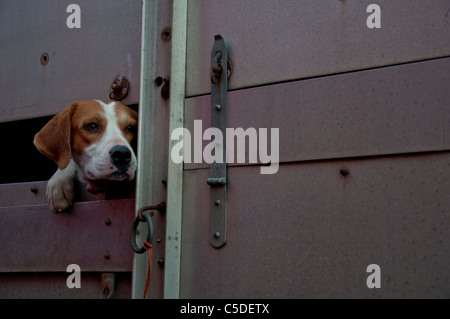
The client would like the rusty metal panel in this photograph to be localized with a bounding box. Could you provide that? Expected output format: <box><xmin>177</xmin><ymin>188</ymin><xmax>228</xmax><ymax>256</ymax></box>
<box><xmin>0</xmin><ymin>199</ymin><xmax>135</xmax><ymax>272</ymax></box>
<box><xmin>0</xmin><ymin>0</ymin><xmax>142</xmax><ymax>122</ymax></box>
<box><xmin>186</xmin><ymin>0</ymin><xmax>450</xmax><ymax>96</ymax></box>
<box><xmin>180</xmin><ymin>153</ymin><xmax>450</xmax><ymax>298</ymax></box>
<box><xmin>185</xmin><ymin>58</ymin><xmax>450</xmax><ymax>170</ymax></box>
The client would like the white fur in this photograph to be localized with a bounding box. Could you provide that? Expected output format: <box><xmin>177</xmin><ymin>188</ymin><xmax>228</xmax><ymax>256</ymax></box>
<box><xmin>75</xmin><ymin>101</ymin><xmax>137</xmax><ymax>181</ymax></box>
<box><xmin>46</xmin><ymin>159</ymin><xmax>77</xmax><ymax>213</ymax></box>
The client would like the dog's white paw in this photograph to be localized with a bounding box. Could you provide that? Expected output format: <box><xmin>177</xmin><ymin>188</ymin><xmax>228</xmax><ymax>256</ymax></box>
<box><xmin>46</xmin><ymin>161</ymin><xmax>77</xmax><ymax>213</ymax></box>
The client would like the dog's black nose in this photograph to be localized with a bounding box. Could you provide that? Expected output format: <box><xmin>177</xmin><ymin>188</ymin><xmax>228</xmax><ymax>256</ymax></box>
<box><xmin>110</xmin><ymin>146</ymin><xmax>132</xmax><ymax>168</ymax></box>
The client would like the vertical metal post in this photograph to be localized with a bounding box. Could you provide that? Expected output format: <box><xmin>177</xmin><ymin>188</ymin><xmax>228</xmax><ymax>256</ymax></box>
<box><xmin>165</xmin><ymin>0</ymin><xmax>188</xmax><ymax>299</ymax></box>
<box><xmin>132</xmin><ymin>0</ymin><xmax>159</xmax><ymax>299</ymax></box>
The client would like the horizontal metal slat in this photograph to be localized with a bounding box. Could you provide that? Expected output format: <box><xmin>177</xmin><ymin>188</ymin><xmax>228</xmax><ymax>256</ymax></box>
<box><xmin>0</xmin><ymin>272</ymin><xmax>132</xmax><ymax>299</ymax></box>
<box><xmin>184</xmin><ymin>58</ymin><xmax>450</xmax><ymax>170</ymax></box>
<box><xmin>0</xmin><ymin>181</ymin><xmax>106</xmax><ymax>208</ymax></box>
<box><xmin>0</xmin><ymin>199</ymin><xmax>135</xmax><ymax>272</ymax></box>
<box><xmin>187</xmin><ymin>0</ymin><xmax>450</xmax><ymax>96</ymax></box>
<box><xmin>181</xmin><ymin>153</ymin><xmax>450</xmax><ymax>298</ymax></box>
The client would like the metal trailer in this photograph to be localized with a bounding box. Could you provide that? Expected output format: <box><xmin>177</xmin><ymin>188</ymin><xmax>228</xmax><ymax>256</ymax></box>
<box><xmin>0</xmin><ymin>0</ymin><xmax>449</xmax><ymax>299</ymax></box>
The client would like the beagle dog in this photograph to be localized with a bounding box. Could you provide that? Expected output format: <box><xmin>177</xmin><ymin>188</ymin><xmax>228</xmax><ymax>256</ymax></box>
<box><xmin>34</xmin><ymin>100</ymin><xmax>138</xmax><ymax>213</ymax></box>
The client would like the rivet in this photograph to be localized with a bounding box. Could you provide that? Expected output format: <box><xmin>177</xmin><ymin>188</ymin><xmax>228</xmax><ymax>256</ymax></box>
<box><xmin>161</xmin><ymin>27</ymin><xmax>171</xmax><ymax>42</ymax></box>
<box><xmin>155</xmin><ymin>76</ymin><xmax>163</xmax><ymax>87</ymax></box>
<box><xmin>211</xmin><ymin>74</ymin><xmax>219</xmax><ymax>84</ymax></box>
<box><xmin>340</xmin><ymin>168</ymin><xmax>350</xmax><ymax>177</ymax></box>
<box><xmin>161</xmin><ymin>77</ymin><xmax>170</xmax><ymax>100</ymax></box>
<box><xmin>105</xmin><ymin>218</ymin><xmax>111</xmax><ymax>226</ymax></box>
<box><xmin>158</xmin><ymin>259</ymin><xmax>165</xmax><ymax>267</ymax></box>
<box><xmin>104</xmin><ymin>251</ymin><xmax>111</xmax><ymax>260</ymax></box>
<box><xmin>212</xmin><ymin>65</ymin><xmax>223</xmax><ymax>75</ymax></box>
<box><xmin>215</xmin><ymin>51</ymin><xmax>223</xmax><ymax>62</ymax></box>
<box><xmin>40</xmin><ymin>53</ymin><xmax>49</xmax><ymax>66</ymax></box>
<box><xmin>215</xmin><ymin>104</ymin><xmax>221</xmax><ymax>111</ymax></box>
<box><xmin>214</xmin><ymin>200</ymin><xmax>221</xmax><ymax>206</ymax></box>
<box><xmin>214</xmin><ymin>232</ymin><xmax>220</xmax><ymax>238</ymax></box>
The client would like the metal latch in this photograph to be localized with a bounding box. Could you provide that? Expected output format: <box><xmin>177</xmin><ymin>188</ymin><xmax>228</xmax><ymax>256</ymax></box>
<box><xmin>109</xmin><ymin>74</ymin><xmax>129</xmax><ymax>101</ymax></box>
<box><xmin>209</xmin><ymin>35</ymin><xmax>231</xmax><ymax>249</ymax></box>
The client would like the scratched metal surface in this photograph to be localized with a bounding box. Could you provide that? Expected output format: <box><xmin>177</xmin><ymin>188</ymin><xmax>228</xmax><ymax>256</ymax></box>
<box><xmin>0</xmin><ymin>0</ymin><xmax>142</xmax><ymax>122</ymax></box>
<box><xmin>180</xmin><ymin>153</ymin><xmax>450</xmax><ymax>298</ymax></box>
<box><xmin>186</xmin><ymin>0</ymin><xmax>450</xmax><ymax>96</ymax></box>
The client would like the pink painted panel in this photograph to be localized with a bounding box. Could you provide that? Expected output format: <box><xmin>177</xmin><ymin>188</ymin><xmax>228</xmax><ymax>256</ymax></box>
<box><xmin>0</xmin><ymin>199</ymin><xmax>135</xmax><ymax>272</ymax></box>
<box><xmin>0</xmin><ymin>1</ymin><xmax>142</xmax><ymax>122</ymax></box>
<box><xmin>187</xmin><ymin>0</ymin><xmax>450</xmax><ymax>95</ymax></box>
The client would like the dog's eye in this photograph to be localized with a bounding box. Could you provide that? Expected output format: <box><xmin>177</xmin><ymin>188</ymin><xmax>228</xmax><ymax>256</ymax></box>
<box><xmin>125</xmin><ymin>124</ymin><xmax>136</xmax><ymax>134</ymax></box>
<box><xmin>85</xmin><ymin>122</ymin><xmax>99</xmax><ymax>132</ymax></box>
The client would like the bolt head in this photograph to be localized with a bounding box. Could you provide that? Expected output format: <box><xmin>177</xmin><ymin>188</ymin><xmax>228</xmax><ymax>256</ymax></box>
<box><xmin>211</xmin><ymin>74</ymin><xmax>219</xmax><ymax>84</ymax></box>
<box><xmin>340</xmin><ymin>168</ymin><xmax>350</xmax><ymax>177</ymax></box>
<box><xmin>215</xmin><ymin>51</ymin><xmax>223</xmax><ymax>61</ymax></box>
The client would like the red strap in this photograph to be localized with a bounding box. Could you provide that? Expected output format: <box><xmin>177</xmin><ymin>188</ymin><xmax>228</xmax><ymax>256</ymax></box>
<box><xmin>142</xmin><ymin>241</ymin><xmax>153</xmax><ymax>299</ymax></box>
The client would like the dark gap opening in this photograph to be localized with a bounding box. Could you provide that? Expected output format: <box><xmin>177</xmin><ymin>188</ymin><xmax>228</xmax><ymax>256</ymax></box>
<box><xmin>0</xmin><ymin>116</ymin><xmax>57</xmax><ymax>184</ymax></box>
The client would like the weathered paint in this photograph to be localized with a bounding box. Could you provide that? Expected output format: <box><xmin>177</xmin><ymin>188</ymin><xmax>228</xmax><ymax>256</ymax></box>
<box><xmin>185</xmin><ymin>58</ymin><xmax>450</xmax><ymax>169</ymax></box>
<box><xmin>181</xmin><ymin>153</ymin><xmax>450</xmax><ymax>298</ymax></box>
<box><xmin>186</xmin><ymin>0</ymin><xmax>450</xmax><ymax>96</ymax></box>
<box><xmin>0</xmin><ymin>199</ymin><xmax>135</xmax><ymax>272</ymax></box>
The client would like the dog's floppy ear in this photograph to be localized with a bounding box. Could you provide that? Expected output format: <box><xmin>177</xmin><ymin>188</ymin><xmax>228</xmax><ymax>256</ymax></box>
<box><xmin>34</xmin><ymin>103</ymin><xmax>78</xmax><ymax>170</ymax></box>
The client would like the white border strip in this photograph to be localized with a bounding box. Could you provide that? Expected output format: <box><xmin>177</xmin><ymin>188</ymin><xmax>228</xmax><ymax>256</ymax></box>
<box><xmin>164</xmin><ymin>0</ymin><xmax>188</xmax><ymax>299</ymax></box>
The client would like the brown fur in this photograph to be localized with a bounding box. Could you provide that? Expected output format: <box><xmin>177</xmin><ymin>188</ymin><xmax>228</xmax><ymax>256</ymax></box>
<box><xmin>34</xmin><ymin>100</ymin><xmax>138</xmax><ymax>170</ymax></box>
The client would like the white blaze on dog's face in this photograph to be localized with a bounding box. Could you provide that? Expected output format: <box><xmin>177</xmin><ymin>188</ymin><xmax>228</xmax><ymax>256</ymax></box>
<box><xmin>70</xmin><ymin>100</ymin><xmax>138</xmax><ymax>181</ymax></box>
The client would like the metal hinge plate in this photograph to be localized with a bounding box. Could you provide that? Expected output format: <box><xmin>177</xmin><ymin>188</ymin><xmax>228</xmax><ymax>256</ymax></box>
<box><xmin>209</xmin><ymin>34</ymin><xmax>230</xmax><ymax>249</ymax></box>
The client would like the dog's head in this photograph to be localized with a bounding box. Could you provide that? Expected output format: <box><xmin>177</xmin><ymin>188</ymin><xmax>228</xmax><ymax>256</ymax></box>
<box><xmin>34</xmin><ymin>100</ymin><xmax>138</xmax><ymax>182</ymax></box>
